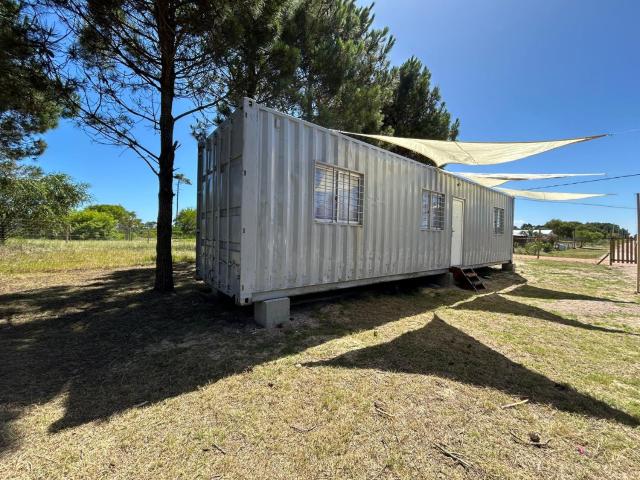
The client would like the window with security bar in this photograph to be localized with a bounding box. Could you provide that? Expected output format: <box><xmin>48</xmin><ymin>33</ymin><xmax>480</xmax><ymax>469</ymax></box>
<box><xmin>314</xmin><ymin>164</ymin><xmax>363</xmax><ymax>225</ymax></box>
<box><xmin>493</xmin><ymin>207</ymin><xmax>505</xmax><ymax>234</ymax></box>
<box><xmin>421</xmin><ymin>190</ymin><xmax>445</xmax><ymax>230</ymax></box>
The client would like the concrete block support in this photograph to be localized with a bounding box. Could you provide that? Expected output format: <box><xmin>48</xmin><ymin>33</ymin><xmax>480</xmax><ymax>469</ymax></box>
<box><xmin>434</xmin><ymin>272</ymin><xmax>454</xmax><ymax>288</ymax></box>
<box><xmin>501</xmin><ymin>261</ymin><xmax>515</xmax><ymax>272</ymax></box>
<box><xmin>254</xmin><ymin>297</ymin><xmax>290</xmax><ymax>328</ymax></box>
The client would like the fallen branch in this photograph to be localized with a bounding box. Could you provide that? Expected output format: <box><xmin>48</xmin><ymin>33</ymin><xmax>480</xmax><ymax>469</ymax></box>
<box><xmin>374</xmin><ymin>401</ymin><xmax>395</xmax><ymax>418</ymax></box>
<box><xmin>500</xmin><ymin>398</ymin><xmax>529</xmax><ymax>409</ymax></box>
<box><xmin>203</xmin><ymin>443</ymin><xmax>227</xmax><ymax>455</ymax></box>
<box><xmin>433</xmin><ymin>443</ymin><xmax>473</xmax><ymax>470</ymax></box>
<box><xmin>509</xmin><ymin>430</ymin><xmax>551</xmax><ymax>448</ymax></box>
<box><xmin>212</xmin><ymin>443</ymin><xmax>227</xmax><ymax>455</ymax></box>
<box><xmin>290</xmin><ymin>424</ymin><xmax>317</xmax><ymax>433</ymax></box>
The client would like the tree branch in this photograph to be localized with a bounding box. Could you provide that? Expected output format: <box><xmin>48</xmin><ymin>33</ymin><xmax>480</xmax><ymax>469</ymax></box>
<box><xmin>173</xmin><ymin>100</ymin><xmax>219</xmax><ymax>122</ymax></box>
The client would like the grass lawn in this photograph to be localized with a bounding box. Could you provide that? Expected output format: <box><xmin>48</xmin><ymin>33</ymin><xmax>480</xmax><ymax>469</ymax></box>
<box><xmin>0</xmin><ymin>238</ymin><xmax>196</xmax><ymax>274</ymax></box>
<box><xmin>543</xmin><ymin>248</ymin><xmax>609</xmax><ymax>260</ymax></box>
<box><xmin>1</xmin><ymin>256</ymin><xmax>639</xmax><ymax>479</ymax></box>
<box><xmin>516</xmin><ymin>247</ymin><xmax>609</xmax><ymax>260</ymax></box>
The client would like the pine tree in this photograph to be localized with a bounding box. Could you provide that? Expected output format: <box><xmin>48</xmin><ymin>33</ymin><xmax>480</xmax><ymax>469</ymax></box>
<box><xmin>44</xmin><ymin>0</ymin><xmax>239</xmax><ymax>291</ymax></box>
<box><xmin>379</xmin><ymin>56</ymin><xmax>460</xmax><ymax>165</ymax></box>
<box><xmin>282</xmin><ymin>0</ymin><xmax>394</xmax><ymax>132</ymax></box>
<box><xmin>0</xmin><ymin>0</ymin><xmax>72</xmax><ymax>164</ymax></box>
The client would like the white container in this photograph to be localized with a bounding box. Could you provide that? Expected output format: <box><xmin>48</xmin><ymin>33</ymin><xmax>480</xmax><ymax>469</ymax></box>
<box><xmin>196</xmin><ymin>98</ymin><xmax>514</xmax><ymax>305</ymax></box>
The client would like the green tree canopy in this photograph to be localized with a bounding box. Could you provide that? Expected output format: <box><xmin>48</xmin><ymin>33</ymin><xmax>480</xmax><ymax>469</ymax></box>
<box><xmin>574</xmin><ymin>228</ymin><xmax>604</xmax><ymax>247</ymax></box>
<box><xmin>544</xmin><ymin>219</ymin><xmax>581</xmax><ymax>239</ymax></box>
<box><xmin>86</xmin><ymin>204</ymin><xmax>131</xmax><ymax>225</ymax></box>
<box><xmin>584</xmin><ymin>222</ymin><xmax>629</xmax><ymax>238</ymax></box>
<box><xmin>544</xmin><ymin>219</ymin><xmax>628</xmax><ymax>239</ymax></box>
<box><xmin>0</xmin><ymin>165</ymin><xmax>89</xmax><ymax>242</ymax></box>
<box><xmin>0</xmin><ymin>0</ymin><xmax>72</xmax><ymax>164</ymax></box>
<box><xmin>67</xmin><ymin>209</ymin><xmax>116</xmax><ymax>239</ymax></box>
<box><xmin>86</xmin><ymin>204</ymin><xmax>141</xmax><ymax>239</ymax></box>
<box><xmin>175</xmin><ymin>208</ymin><xmax>196</xmax><ymax>237</ymax></box>
<box><xmin>383</xmin><ymin>56</ymin><xmax>459</xmax><ymax>141</ymax></box>
<box><xmin>219</xmin><ymin>1</ymin><xmax>459</xmax><ymax>150</ymax></box>
<box><xmin>282</xmin><ymin>0</ymin><xmax>395</xmax><ymax>132</ymax></box>
<box><xmin>214</xmin><ymin>0</ymin><xmax>300</xmax><ymax>121</ymax></box>
<box><xmin>220</xmin><ymin>0</ymin><xmax>395</xmax><ymax>134</ymax></box>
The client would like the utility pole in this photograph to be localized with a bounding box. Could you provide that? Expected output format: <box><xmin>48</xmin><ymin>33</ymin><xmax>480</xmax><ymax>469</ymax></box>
<box><xmin>175</xmin><ymin>178</ymin><xmax>180</xmax><ymax>221</ymax></box>
<box><xmin>173</xmin><ymin>173</ymin><xmax>192</xmax><ymax>224</ymax></box>
<box><xmin>636</xmin><ymin>193</ymin><xmax>639</xmax><ymax>293</ymax></box>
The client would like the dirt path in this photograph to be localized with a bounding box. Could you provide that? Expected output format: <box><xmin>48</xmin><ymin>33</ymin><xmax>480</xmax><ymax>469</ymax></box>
<box><xmin>515</xmin><ymin>254</ymin><xmax>639</xmax><ymax>286</ymax></box>
<box><xmin>513</xmin><ymin>254</ymin><xmax>600</xmax><ymax>264</ymax></box>
<box><xmin>614</xmin><ymin>262</ymin><xmax>639</xmax><ymax>283</ymax></box>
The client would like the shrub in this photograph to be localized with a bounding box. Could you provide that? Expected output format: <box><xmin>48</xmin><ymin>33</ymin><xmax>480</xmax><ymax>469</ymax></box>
<box><xmin>67</xmin><ymin>210</ymin><xmax>117</xmax><ymax>239</ymax></box>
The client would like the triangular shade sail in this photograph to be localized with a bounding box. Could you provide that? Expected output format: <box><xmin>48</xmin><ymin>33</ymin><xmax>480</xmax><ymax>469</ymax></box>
<box><xmin>342</xmin><ymin>132</ymin><xmax>606</xmax><ymax>167</ymax></box>
<box><xmin>496</xmin><ymin>188</ymin><xmax>606</xmax><ymax>201</ymax></box>
<box><xmin>454</xmin><ymin>172</ymin><xmax>604</xmax><ymax>188</ymax></box>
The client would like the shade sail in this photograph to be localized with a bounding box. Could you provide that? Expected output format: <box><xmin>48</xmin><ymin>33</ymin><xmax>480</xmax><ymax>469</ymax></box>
<box><xmin>454</xmin><ymin>172</ymin><xmax>604</xmax><ymax>188</ymax></box>
<box><xmin>341</xmin><ymin>132</ymin><xmax>606</xmax><ymax>167</ymax></box>
<box><xmin>496</xmin><ymin>188</ymin><xmax>607</xmax><ymax>201</ymax></box>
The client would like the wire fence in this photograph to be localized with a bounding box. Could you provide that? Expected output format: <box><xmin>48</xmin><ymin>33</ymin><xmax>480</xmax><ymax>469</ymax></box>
<box><xmin>0</xmin><ymin>220</ymin><xmax>195</xmax><ymax>243</ymax></box>
<box><xmin>0</xmin><ymin>222</ymin><xmax>197</xmax><ymax>274</ymax></box>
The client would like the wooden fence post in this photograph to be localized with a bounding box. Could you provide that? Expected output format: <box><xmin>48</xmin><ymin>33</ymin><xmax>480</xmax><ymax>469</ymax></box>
<box><xmin>636</xmin><ymin>193</ymin><xmax>640</xmax><ymax>293</ymax></box>
<box><xmin>609</xmin><ymin>237</ymin><xmax>614</xmax><ymax>265</ymax></box>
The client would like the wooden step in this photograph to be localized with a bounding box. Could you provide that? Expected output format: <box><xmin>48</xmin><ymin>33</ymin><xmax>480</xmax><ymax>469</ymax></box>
<box><xmin>451</xmin><ymin>267</ymin><xmax>486</xmax><ymax>292</ymax></box>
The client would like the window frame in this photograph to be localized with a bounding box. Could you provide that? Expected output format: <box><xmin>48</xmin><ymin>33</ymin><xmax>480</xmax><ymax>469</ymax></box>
<box><xmin>313</xmin><ymin>163</ymin><xmax>336</xmax><ymax>224</ymax></box>
<box><xmin>313</xmin><ymin>162</ymin><xmax>364</xmax><ymax>226</ymax></box>
<box><xmin>421</xmin><ymin>189</ymin><xmax>446</xmax><ymax>231</ymax></box>
<box><xmin>493</xmin><ymin>207</ymin><xmax>505</xmax><ymax>235</ymax></box>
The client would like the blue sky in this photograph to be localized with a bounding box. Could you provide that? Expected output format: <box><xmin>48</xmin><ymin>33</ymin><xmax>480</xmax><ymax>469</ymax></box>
<box><xmin>37</xmin><ymin>0</ymin><xmax>640</xmax><ymax>232</ymax></box>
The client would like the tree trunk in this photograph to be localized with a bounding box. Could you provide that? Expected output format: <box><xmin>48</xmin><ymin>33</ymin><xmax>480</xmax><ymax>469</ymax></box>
<box><xmin>304</xmin><ymin>79</ymin><xmax>313</xmax><ymax>121</ymax></box>
<box><xmin>155</xmin><ymin>159</ymin><xmax>174</xmax><ymax>291</ymax></box>
<box><xmin>175</xmin><ymin>180</ymin><xmax>180</xmax><ymax>222</ymax></box>
<box><xmin>246</xmin><ymin>54</ymin><xmax>258</xmax><ymax>99</ymax></box>
<box><xmin>154</xmin><ymin>1</ymin><xmax>177</xmax><ymax>292</ymax></box>
<box><xmin>0</xmin><ymin>223</ymin><xmax>5</xmax><ymax>245</ymax></box>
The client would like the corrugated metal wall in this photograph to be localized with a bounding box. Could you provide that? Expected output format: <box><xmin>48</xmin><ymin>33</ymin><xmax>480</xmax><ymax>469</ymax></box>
<box><xmin>197</xmin><ymin>109</ymin><xmax>245</xmax><ymax>298</ymax></box>
<box><xmin>197</xmin><ymin>99</ymin><xmax>513</xmax><ymax>304</ymax></box>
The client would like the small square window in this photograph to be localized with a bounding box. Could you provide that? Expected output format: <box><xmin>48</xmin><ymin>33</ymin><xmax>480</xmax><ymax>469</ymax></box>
<box><xmin>422</xmin><ymin>191</ymin><xmax>445</xmax><ymax>230</ymax></box>
<box><xmin>493</xmin><ymin>207</ymin><xmax>505</xmax><ymax>234</ymax></box>
<box><xmin>314</xmin><ymin>164</ymin><xmax>363</xmax><ymax>225</ymax></box>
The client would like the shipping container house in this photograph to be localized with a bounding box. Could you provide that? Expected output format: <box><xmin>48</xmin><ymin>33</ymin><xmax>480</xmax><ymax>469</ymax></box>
<box><xmin>196</xmin><ymin>98</ymin><xmax>514</xmax><ymax>325</ymax></box>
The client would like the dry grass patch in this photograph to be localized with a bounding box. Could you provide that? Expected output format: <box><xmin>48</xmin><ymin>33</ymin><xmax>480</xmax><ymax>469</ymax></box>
<box><xmin>0</xmin><ymin>238</ymin><xmax>196</xmax><ymax>274</ymax></box>
<box><xmin>1</xmin><ymin>259</ymin><xmax>639</xmax><ymax>479</ymax></box>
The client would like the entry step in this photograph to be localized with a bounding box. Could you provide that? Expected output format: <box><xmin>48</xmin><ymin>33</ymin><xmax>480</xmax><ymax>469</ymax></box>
<box><xmin>450</xmin><ymin>267</ymin><xmax>486</xmax><ymax>292</ymax></box>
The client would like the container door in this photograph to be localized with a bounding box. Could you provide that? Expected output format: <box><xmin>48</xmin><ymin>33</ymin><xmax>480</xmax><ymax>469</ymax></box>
<box><xmin>451</xmin><ymin>198</ymin><xmax>464</xmax><ymax>266</ymax></box>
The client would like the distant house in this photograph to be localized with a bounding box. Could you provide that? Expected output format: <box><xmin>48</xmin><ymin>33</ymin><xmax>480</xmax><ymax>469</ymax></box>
<box><xmin>513</xmin><ymin>229</ymin><xmax>554</xmax><ymax>246</ymax></box>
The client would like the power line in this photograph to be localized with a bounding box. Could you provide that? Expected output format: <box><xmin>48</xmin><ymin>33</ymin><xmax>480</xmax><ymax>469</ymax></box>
<box><xmin>518</xmin><ymin>198</ymin><xmax>636</xmax><ymax>210</ymax></box>
<box><xmin>611</xmin><ymin>127</ymin><xmax>640</xmax><ymax>135</ymax></box>
<box><xmin>526</xmin><ymin>172</ymin><xmax>640</xmax><ymax>190</ymax></box>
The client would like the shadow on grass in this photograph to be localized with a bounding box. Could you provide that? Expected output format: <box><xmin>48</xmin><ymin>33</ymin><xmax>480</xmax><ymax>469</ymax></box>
<box><xmin>305</xmin><ymin>315</ymin><xmax>639</xmax><ymax>427</ymax></box>
<box><xmin>0</xmin><ymin>265</ymin><xmax>250</xmax><ymax>452</ymax></box>
<box><xmin>508</xmin><ymin>284</ymin><xmax>634</xmax><ymax>304</ymax></box>
<box><xmin>0</xmin><ymin>265</ymin><xmax>636</xmax><ymax>455</ymax></box>
<box><xmin>455</xmin><ymin>291</ymin><xmax>639</xmax><ymax>336</ymax></box>
<box><xmin>0</xmin><ymin>264</ymin><xmax>480</xmax><ymax>453</ymax></box>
